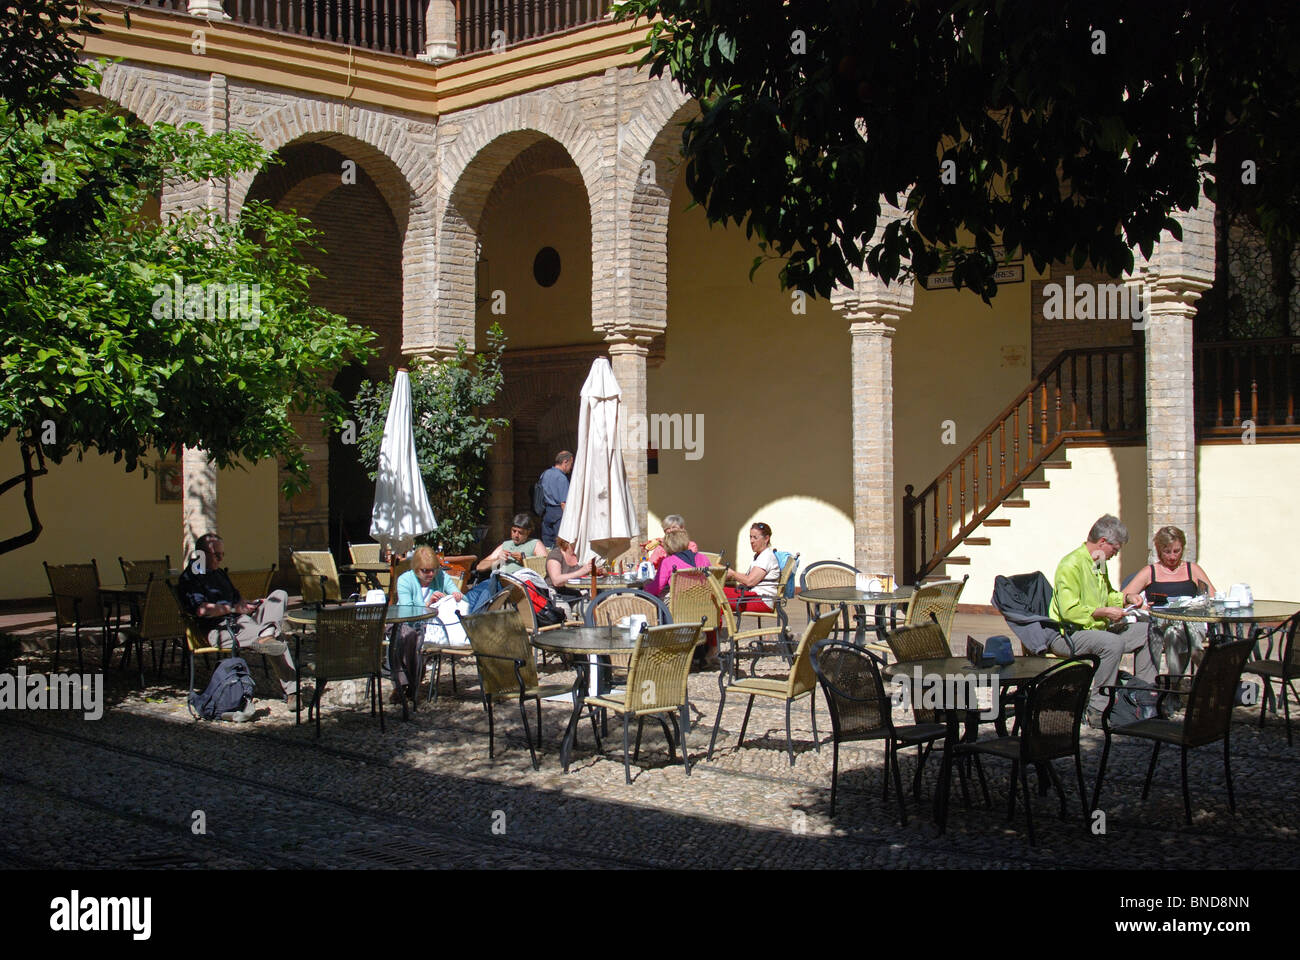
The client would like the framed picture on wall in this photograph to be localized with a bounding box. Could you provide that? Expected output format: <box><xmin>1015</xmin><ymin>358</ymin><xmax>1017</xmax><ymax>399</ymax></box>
<box><xmin>156</xmin><ymin>461</ymin><xmax>182</xmax><ymax>503</ymax></box>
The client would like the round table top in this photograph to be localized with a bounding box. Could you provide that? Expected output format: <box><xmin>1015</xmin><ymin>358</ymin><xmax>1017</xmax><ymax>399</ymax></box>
<box><xmin>1149</xmin><ymin>600</ymin><xmax>1300</xmax><ymax>624</ymax></box>
<box><xmin>799</xmin><ymin>586</ymin><xmax>913</xmax><ymax>605</ymax></box>
<box><xmin>284</xmin><ymin>603</ymin><xmax>440</xmax><ymax>625</ymax></box>
<box><xmin>531</xmin><ymin>624</ymin><xmax>644</xmax><ymax>655</ymax></box>
<box><xmin>884</xmin><ymin>655</ymin><xmax>1058</xmax><ymax>687</ymax></box>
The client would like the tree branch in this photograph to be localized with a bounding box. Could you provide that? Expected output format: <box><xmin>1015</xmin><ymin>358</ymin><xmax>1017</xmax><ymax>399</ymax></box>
<box><xmin>0</xmin><ymin>437</ymin><xmax>47</xmax><ymax>555</ymax></box>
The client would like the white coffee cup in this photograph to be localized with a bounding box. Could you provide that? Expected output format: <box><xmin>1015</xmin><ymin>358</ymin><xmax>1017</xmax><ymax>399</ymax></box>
<box><xmin>626</xmin><ymin>614</ymin><xmax>647</xmax><ymax>639</ymax></box>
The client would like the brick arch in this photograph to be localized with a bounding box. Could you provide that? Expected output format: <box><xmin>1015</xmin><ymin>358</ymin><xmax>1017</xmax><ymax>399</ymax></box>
<box><xmin>227</xmin><ymin>101</ymin><xmax>438</xmax><ymax>358</ymax></box>
<box><xmin>91</xmin><ymin>63</ymin><xmax>193</xmax><ymax>128</ymax></box>
<box><xmin>607</xmin><ymin>82</ymin><xmax>697</xmax><ymax>336</ymax></box>
<box><xmin>436</xmin><ymin>95</ymin><xmax>604</xmax><ymax>352</ymax></box>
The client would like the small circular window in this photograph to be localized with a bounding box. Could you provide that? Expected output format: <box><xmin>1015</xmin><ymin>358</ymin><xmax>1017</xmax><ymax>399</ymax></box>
<box><xmin>533</xmin><ymin>247</ymin><xmax>561</xmax><ymax>287</ymax></box>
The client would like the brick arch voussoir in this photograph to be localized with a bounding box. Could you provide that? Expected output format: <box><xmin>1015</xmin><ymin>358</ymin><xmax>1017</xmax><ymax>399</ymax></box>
<box><xmin>91</xmin><ymin>63</ymin><xmax>196</xmax><ymax>129</ymax></box>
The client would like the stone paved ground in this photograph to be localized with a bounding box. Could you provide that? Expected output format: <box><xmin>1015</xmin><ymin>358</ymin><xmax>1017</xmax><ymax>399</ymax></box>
<box><xmin>2</xmin><ymin>605</ymin><xmax>1297</xmax><ymax>869</ymax></box>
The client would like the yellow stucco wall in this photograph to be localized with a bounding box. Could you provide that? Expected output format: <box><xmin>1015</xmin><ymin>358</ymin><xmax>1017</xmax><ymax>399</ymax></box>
<box><xmin>0</xmin><ymin>443</ymin><xmax>278</xmax><ymax>599</ymax></box>
<box><xmin>475</xmin><ymin>175</ymin><xmax>597</xmax><ymax>349</ymax></box>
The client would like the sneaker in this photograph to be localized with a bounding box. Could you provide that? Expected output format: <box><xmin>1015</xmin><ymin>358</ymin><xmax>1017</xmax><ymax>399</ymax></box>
<box><xmin>251</xmin><ymin>637</ymin><xmax>287</xmax><ymax>657</ymax></box>
<box><xmin>286</xmin><ymin>687</ymin><xmax>316</xmax><ymax>712</ymax></box>
<box><xmin>220</xmin><ymin>700</ymin><xmax>256</xmax><ymax>723</ymax></box>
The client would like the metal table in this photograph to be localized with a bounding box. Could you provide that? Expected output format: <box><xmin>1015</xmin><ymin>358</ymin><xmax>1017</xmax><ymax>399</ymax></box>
<box><xmin>798</xmin><ymin>586</ymin><xmax>914</xmax><ymax>647</ymax></box>
<box><xmin>533</xmin><ymin>624</ymin><xmax>696</xmax><ymax>772</ymax></box>
<box><xmin>884</xmin><ymin>655</ymin><xmax>1057</xmax><ymax>831</ymax></box>
<box><xmin>284</xmin><ymin>602</ymin><xmax>440</xmax><ymax>626</ymax></box>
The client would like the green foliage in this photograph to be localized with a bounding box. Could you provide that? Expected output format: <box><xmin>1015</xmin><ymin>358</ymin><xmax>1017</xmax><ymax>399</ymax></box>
<box><xmin>353</xmin><ymin>324</ymin><xmax>508</xmax><ymax>553</ymax></box>
<box><xmin>0</xmin><ymin>1</ymin><xmax>103</xmax><ymax>125</ymax></box>
<box><xmin>616</xmin><ymin>1</ymin><xmax>1300</xmax><ymax>302</ymax></box>
<box><xmin>0</xmin><ymin>24</ymin><xmax>375</xmax><ymax>553</ymax></box>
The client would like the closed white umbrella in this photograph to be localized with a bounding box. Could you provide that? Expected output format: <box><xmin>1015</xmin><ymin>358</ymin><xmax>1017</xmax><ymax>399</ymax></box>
<box><xmin>557</xmin><ymin>357</ymin><xmax>638</xmax><ymax>563</ymax></box>
<box><xmin>370</xmin><ymin>368</ymin><xmax>437</xmax><ymax>599</ymax></box>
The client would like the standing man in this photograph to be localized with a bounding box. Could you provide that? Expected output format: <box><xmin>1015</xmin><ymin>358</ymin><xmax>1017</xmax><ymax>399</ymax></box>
<box><xmin>178</xmin><ymin>533</ymin><xmax>310</xmax><ymax>711</ymax></box>
<box><xmin>1048</xmin><ymin>514</ymin><xmax>1157</xmax><ymax>727</ymax></box>
<box><xmin>536</xmin><ymin>450</ymin><xmax>573</xmax><ymax>549</ymax></box>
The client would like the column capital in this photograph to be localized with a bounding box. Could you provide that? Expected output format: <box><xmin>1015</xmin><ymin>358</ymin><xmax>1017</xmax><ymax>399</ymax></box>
<box><xmin>846</xmin><ymin>315</ymin><xmax>902</xmax><ymax>336</ymax></box>
<box><xmin>604</xmin><ymin>330</ymin><xmax>655</xmax><ymax>355</ymax></box>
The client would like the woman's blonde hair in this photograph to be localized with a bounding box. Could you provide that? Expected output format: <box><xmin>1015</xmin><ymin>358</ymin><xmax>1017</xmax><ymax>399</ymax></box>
<box><xmin>1153</xmin><ymin>525</ymin><xmax>1186</xmax><ymax>553</ymax></box>
<box><xmin>410</xmin><ymin>545</ymin><xmax>437</xmax><ymax>570</ymax></box>
<box><xmin>663</xmin><ymin>528</ymin><xmax>691</xmax><ymax>555</ymax></box>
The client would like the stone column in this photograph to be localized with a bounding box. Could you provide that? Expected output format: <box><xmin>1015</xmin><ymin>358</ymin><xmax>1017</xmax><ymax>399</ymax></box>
<box><xmin>182</xmin><ymin>447</ymin><xmax>218</xmax><ymax>557</ymax></box>
<box><xmin>421</xmin><ymin>0</ymin><xmax>457</xmax><ymax>61</ymax></box>
<box><xmin>833</xmin><ymin>258</ymin><xmax>913</xmax><ymax>579</ymax></box>
<box><xmin>187</xmin><ymin>0</ymin><xmax>229</xmax><ymax>19</ymax></box>
<box><xmin>607</xmin><ymin>334</ymin><xmax>651</xmax><ymax>559</ymax></box>
<box><xmin>1141</xmin><ymin>194</ymin><xmax>1215</xmax><ymax>561</ymax></box>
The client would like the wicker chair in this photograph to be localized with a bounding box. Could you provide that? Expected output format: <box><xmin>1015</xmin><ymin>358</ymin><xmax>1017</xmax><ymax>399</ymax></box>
<box><xmin>523</xmin><ymin>555</ymin><xmax>549</xmax><ymax>576</ymax></box>
<box><xmin>903</xmin><ymin>576</ymin><xmax>969</xmax><ymax>640</ymax></box>
<box><xmin>292</xmin><ymin>550</ymin><xmax>348</xmax><ymax>604</ymax></box>
<box><xmin>586</xmin><ymin>588</ymin><xmax>672</xmax><ymax>684</ymax></box>
<box><xmin>734</xmin><ymin>552</ymin><xmax>800</xmax><ymax>640</ymax></box>
<box><xmin>116</xmin><ymin>576</ymin><xmax>186</xmax><ymax>687</ymax></box>
<box><xmin>1092</xmin><ymin>638</ymin><xmax>1253</xmax><ymax>825</ymax></box>
<box><xmin>811</xmin><ymin>639</ymin><xmax>947</xmax><ymax>822</ymax></box>
<box><xmin>463</xmin><ymin>609</ymin><xmax>573</xmax><ymax>770</ymax></box>
<box><xmin>707</xmin><ymin>574</ymin><xmax>792</xmax><ymax>684</ymax></box>
<box><xmin>799</xmin><ymin>560</ymin><xmax>862</xmax><ymax>633</ymax></box>
<box><xmin>668</xmin><ymin>567</ymin><xmax>718</xmax><ymax>632</ymax></box>
<box><xmin>700</xmin><ymin>551</ymin><xmax>724</xmax><ymax>566</ymax></box>
<box><xmin>583</xmin><ymin>622</ymin><xmax>703</xmax><ymax>783</ymax></box>
<box><xmin>347</xmin><ymin>542</ymin><xmax>387</xmax><ymax>591</ymax></box>
<box><xmin>1242</xmin><ymin>611</ymin><xmax>1300</xmax><ymax>745</ymax></box>
<box><xmin>119</xmin><ymin>555</ymin><xmax>172</xmax><ymax>585</ymax></box>
<box><xmin>885</xmin><ymin>623</ymin><xmax>951</xmax><ymax>729</ymax></box>
<box><xmin>951</xmin><ymin>657</ymin><xmax>1099</xmax><ymax>845</ymax></box>
<box><xmin>44</xmin><ymin>560</ymin><xmax>111</xmax><ymax>672</ymax></box>
<box><xmin>708</xmin><ymin>610</ymin><xmax>840</xmax><ymax>766</ymax></box>
<box><xmin>301</xmin><ymin>603</ymin><xmax>388</xmax><ymax>737</ymax></box>
<box><xmin>226</xmin><ymin>566</ymin><xmax>275</xmax><ymax>601</ymax></box>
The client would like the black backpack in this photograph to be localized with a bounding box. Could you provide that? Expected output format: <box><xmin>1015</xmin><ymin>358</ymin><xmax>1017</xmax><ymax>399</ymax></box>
<box><xmin>532</xmin><ymin>477</ymin><xmax>547</xmax><ymax>516</ymax></box>
<box><xmin>189</xmin><ymin>656</ymin><xmax>256</xmax><ymax>720</ymax></box>
<box><xmin>1108</xmin><ymin>671</ymin><xmax>1161</xmax><ymax>727</ymax></box>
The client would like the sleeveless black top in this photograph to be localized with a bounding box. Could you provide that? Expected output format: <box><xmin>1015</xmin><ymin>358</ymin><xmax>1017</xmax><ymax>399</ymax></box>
<box><xmin>1148</xmin><ymin>563</ymin><xmax>1198</xmax><ymax>598</ymax></box>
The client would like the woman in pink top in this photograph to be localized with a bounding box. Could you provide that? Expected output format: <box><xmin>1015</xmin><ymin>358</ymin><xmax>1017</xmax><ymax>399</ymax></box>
<box><xmin>647</xmin><ymin>514</ymin><xmax>698</xmax><ymax>570</ymax></box>
<box><xmin>647</xmin><ymin>528</ymin><xmax>709</xmax><ymax>597</ymax></box>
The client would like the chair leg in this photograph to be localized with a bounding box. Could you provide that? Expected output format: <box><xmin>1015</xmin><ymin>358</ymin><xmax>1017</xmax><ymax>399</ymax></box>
<box><xmin>377</xmin><ymin>674</ymin><xmax>385</xmax><ymax>733</ymax></box>
<box><xmin>633</xmin><ymin>717</ymin><xmax>645</xmax><ymax>762</ymax></box>
<box><xmin>1091</xmin><ymin>731</ymin><xmax>1113</xmax><ymax>814</ymax></box>
<box><xmin>622</xmin><ymin>713</ymin><xmax>632</xmax><ymax>784</ymax></box>
<box><xmin>1020</xmin><ymin>761</ymin><xmax>1036</xmax><ymax>845</ymax></box>
<box><xmin>1141</xmin><ymin>742</ymin><xmax>1162</xmax><ymax>801</ymax></box>
<box><xmin>518</xmin><ymin>695</ymin><xmax>539</xmax><ymax>771</ymax></box>
<box><xmin>486</xmin><ymin>699</ymin><xmax>496</xmax><ymax>759</ymax></box>
<box><xmin>784</xmin><ymin>698</ymin><xmax>794</xmax><ymax>767</ymax></box>
<box><xmin>1075</xmin><ymin>752</ymin><xmax>1090</xmax><ymax>823</ymax></box>
<box><xmin>809</xmin><ymin>687</ymin><xmax>819</xmax><ymax>753</ymax></box>
<box><xmin>707</xmin><ymin>687</ymin><xmax>728</xmax><ymax>760</ymax></box>
<box><xmin>972</xmin><ymin>753</ymin><xmax>991</xmax><ymax>808</ymax></box>
<box><xmin>1007</xmin><ymin>760</ymin><xmax>1019</xmax><ymax>821</ymax></box>
<box><xmin>1223</xmin><ymin>732</ymin><xmax>1235</xmax><ymax>814</ymax></box>
<box><xmin>1047</xmin><ymin>762</ymin><xmax>1068</xmax><ymax>818</ymax></box>
<box><xmin>535</xmin><ymin>695</ymin><xmax>543</xmax><ymax>748</ymax></box>
<box><xmin>450</xmin><ymin>658</ymin><xmax>458</xmax><ymax>694</ymax></box>
<box><xmin>736</xmin><ymin>694</ymin><xmax>755</xmax><ymax>751</ymax></box>
<box><xmin>53</xmin><ymin>628</ymin><xmax>62</xmax><ymax>673</ymax></box>
<box><xmin>1258</xmin><ymin>678</ymin><xmax>1270</xmax><ymax>728</ymax></box>
<box><xmin>1180</xmin><ymin>745</ymin><xmax>1191</xmax><ymax>825</ymax></box>
<box><xmin>890</xmin><ymin>741</ymin><xmax>908</xmax><ymax>826</ymax></box>
<box><xmin>672</xmin><ymin>712</ymin><xmax>690</xmax><ymax>776</ymax></box>
<box><xmin>829</xmin><ymin>740</ymin><xmax>840</xmax><ymax>816</ymax></box>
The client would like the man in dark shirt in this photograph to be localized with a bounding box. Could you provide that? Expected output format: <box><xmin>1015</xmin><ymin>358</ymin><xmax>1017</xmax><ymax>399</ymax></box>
<box><xmin>178</xmin><ymin>533</ymin><xmax>308</xmax><ymax>709</ymax></box>
<box><xmin>537</xmin><ymin>450</ymin><xmax>573</xmax><ymax>548</ymax></box>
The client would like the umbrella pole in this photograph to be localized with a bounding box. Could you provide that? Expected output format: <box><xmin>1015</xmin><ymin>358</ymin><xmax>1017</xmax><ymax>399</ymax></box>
<box><xmin>591</xmin><ymin>568</ymin><xmax>597</xmax><ymax>604</ymax></box>
<box><xmin>387</xmin><ymin>555</ymin><xmax>399</xmax><ymax>606</ymax></box>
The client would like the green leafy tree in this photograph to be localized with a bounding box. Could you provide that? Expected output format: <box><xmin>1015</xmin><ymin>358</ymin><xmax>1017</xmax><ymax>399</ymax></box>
<box><xmin>0</xmin><ymin>9</ymin><xmax>375</xmax><ymax>554</ymax></box>
<box><xmin>616</xmin><ymin>1</ymin><xmax>1300</xmax><ymax>300</ymax></box>
<box><xmin>353</xmin><ymin>324</ymin><xmax>508</xmax><ymax>554</ymax></box>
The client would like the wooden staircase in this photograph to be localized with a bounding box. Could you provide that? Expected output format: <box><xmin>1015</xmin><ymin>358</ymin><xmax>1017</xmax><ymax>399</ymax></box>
<box><xmin>902</xmin><ymin>336</ymin><xmax>1300</xmax><ymax>584</ymax></box>
<box><xmin>902</xmin><ymin>345</ymin><xmax>1143</xmax><ymax>584</ymax></box>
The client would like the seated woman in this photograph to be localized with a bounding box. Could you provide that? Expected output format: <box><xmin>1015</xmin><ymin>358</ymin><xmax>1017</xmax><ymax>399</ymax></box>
<box><xmin>723</xmin><ymin>522</ymin><xmax>780</xmax><ymax>613</ymax></box>
<box><xmin>475</xmin><ymin>512</ymin><xmax>546</xmax><ymax>577</ymax></box>
<box><xmin>400</xmin><ymin>545</ymin><xmax>499</xmax><ymax>614</ymax></box>
<box><xmin>646</xmin><ymin>528</ymin><xmax>710</xmax><ymax>597</ymax></box>
<box><xmin>1122</xmin><ymin>524</ymin><xmax>1216</xmax><ymax>676</ymax></box>
<box><xmin>546</xmin><ymin>540</ymin><xmax>594</xmax><ymax>595</ymax></box>
<box><xmin>646</xmin><ymin>514</ymin><xmax>698</xmax><ymax>571</ymax></box>
<box><xmin>389</xmin><ymin>546</ymin><xmax>469</xmax><ymax>703</ymax></box>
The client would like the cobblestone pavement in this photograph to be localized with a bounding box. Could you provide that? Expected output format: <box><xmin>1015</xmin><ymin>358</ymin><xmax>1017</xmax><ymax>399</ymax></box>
<box><xmin>2</xmin><ymin>608</ymin><xmax>1297</xmax><ymax>869</ymax></box>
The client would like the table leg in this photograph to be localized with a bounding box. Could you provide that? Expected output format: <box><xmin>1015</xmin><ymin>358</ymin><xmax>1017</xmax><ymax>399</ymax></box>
<box><xmin>560</xmin><ymin>661</ymin><xmax>588</xmax><ymax>774</ymax></box>
<box><xmin>935</xmin><ymin>708</ymin><xmax>961</xmax><ymax>832</ymax></box>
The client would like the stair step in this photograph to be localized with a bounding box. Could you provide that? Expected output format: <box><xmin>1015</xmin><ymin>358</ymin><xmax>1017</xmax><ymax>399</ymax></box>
<box><xmin>1042</xmin><ymin>460</ymin><xmax>1072</xmax><ymax>469</ymax></box>
<box><xmin>944</xmin><ymin>556</ymin><xmax>971</xmax><ymax>565</ymax></box>
<box><xmin>983</xmin><ymin>518</ymin><xmax>1012</xmax><ymax>527</ymax></box>
<box><xmin>1002</xmin><ymin>499</ymin><xmax>1031</xmax><ymax>508</ymax></box>
<box><xmin>1021</xmin><ymin>480</ymin><xmax>1050</xmax><ymax>489</ymax></box>
<box><xmin>964</xmin><ymin>537</ymin><xmax>991</xmax><ymax>546</ymax></box>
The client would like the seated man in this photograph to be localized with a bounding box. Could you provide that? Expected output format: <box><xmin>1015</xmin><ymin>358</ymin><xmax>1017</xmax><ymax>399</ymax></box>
<box><xmin>475</xmin><ymin>513</ymin><xmax>546</xmax><ymax>578</ymax></box>
<box><xmin>177</xmin><ymin>533</ymin><xmax>309</xmax><ymax>710</ymax></box>
<box><xmin>1047</xmin><ymin>514</ymin><xmax>1157</xmax><ymax>727</ymax></box>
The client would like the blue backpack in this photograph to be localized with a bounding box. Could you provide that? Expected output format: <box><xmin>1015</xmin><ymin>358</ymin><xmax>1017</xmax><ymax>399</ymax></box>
<box><xmin>189</xmin><ymin>656</ymin><xmax>256</xmax><ymax>720</ymax></box>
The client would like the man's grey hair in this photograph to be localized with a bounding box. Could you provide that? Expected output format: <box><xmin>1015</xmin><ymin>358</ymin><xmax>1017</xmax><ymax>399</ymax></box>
<box><xmin>663</xmin><ymin>514</ymin><xmax>685</xmax><ymax>530</ymax></box>
<box><xmin>1088</xmin><ymin>514</ymin><xmax>1129</xmax><ymax>546</ymax></box>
